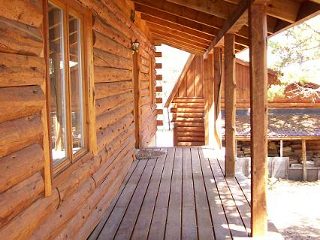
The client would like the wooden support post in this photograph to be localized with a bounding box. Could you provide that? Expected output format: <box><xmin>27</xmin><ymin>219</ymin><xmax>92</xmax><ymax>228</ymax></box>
<box><xmin>204</xmin><ymin>53</ymin><xmax>215</xmax><ymax>147</ymax></box>
<box><xmin>224</xmin><ymin>34</ymin><xmax>236</xmax><ymax>177</ymax></box>
<box><xmin>249</xmin><ymin>1</ymin><xmax>268</xmax><ymax>236</ymax></box>
<box><xmin>302</xmin><ymin>139</ymin><xmax>307</xmax><ymax>181</ymax></box>
<box><xmin>133</xmin><ymin>51</ymin><xmax>140</xmax><ymax>148</ymax></box>
<box><xmin>280</xmin><ymin>140</ymin><xmax>283</xmax><ymax>157</ymax></box>
<box><xmin>214</xmin><ymin>48</ymin><xmax>223</xmax><ymax>149</ymax></box>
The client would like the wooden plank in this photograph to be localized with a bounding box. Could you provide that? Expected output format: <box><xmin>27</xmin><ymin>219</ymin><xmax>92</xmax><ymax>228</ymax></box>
<box><xmin>114</xmin><ymin>158</ymin><xmax>157</xmax><ymax>239</ymax></box>
<box><xmin>198</xmin><ymin>149</ymin><xmax>232</xmax><ymax>239</ymax></box>
<box><xmin>148</xmin><ymin>148</ymin><xmax>175</xmax><ymax>240</ymax></box>
<box><xmin>190</xmin><ymin>148</ymin><xmax>215</xmax><ymax>239</ymax></box>
<box><xmin>216</xmin><ymin>158</ymin><xmax>251</xmax><ymax>235</ymax></box>
<box><xmin>131</xmin><ymin>149</ymin><xmax>167</xmax><ymax>240</ymax></box>
<box><xmin>224</xmin><ymin>33</ymin><xmax>236</xmax><ymax>177</ymax></box>
<box><xmin>97</xmin><ymin>160</ymin><xmax>147</xmax><ymax>240</ymax></box>
<box><xmin>181</xmin><ymin>148</ymin><xmax>198</xmax><ymax>239</ymax></box>
<box><xmin>209</xmin><ymin>158</ymin><xmax>248</xmax><ymax>238</ymax></box>
<box><xmin>165</xmin><ymin>148</ymin><xmax>182</xmax><ymax>239</ymax></box>
<box><xmin>249</xmin><ymin>2</ymin><xmax>268</xmax><ymax>236</ymax></box>
<box><xmin>88</xmin><ymin>161</ymin><xmax>138</xmax><ymax>240</ymax></box>
<box><xmin>155</xmin><ymin>52</ymin><xmax>162</xmax><ymax>57</ymax></box>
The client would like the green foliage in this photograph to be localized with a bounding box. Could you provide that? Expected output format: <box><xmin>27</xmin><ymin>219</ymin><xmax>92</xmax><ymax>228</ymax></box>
<box><xmin>267</xmin><ymin>84</ymin><xmax>286</xmax><ymax>101</ymax></box>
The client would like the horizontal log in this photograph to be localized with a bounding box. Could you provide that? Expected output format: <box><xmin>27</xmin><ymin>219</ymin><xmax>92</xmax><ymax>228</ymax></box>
<box><xmin>172</xmin><ymin>117</ymin><xmax>204</xmax><ymax>122</ymax></box>
<box><xmin>156</xmin><ymin>86</ymin><xmax>162</xmax><ymax>92</ymax></box>
<box><xmin>95</xmin><ymin>81</ymin><xmax>133</xmax><ymax>99</ymax></box>
<box><xmin>0</xmin><ymin>52</ymin><xmax>45</xmax><ymax>87</ymax></box>
<box><xmin>177</xmin><ymin>136</ymin><xmax>204</xmax><ymax>142</ymax></box>
<box><xmin>94</xmin><ymin>66</ymin><xmax>132</xmax><ymax>83</ymax></box>
<box><xmin>172</xmin><ymin>98</ymin><xmax>205</xmax><ymax>103</ymax></box>
<box><xmin>174</xmin><ymin>121</ymin><xmax>204</xmax><ymax>127</ymax></box>
<box><xmin>139</xmin><ymin>72</ymin><xmax>150</xmax><ymax>82</ymax></box>
<box><xmin>140</xmin><ymin>64</ymin><xmax>150</xmax><ymax>74</ymax></box>
<box><xmin>57</xmin><ymin>150</ymin><xmax>132</xmax><ymax>239</ymax></box>
<box><xmin>32</xmin><ymin>178</ymin><xmax>95</xmax><ymax>240</ymax></box>
<box><xmin>97</xmin><ymin>113</ymin><xmax>134</xmax><ymax>150</ymax></box>
<box><xmin>174</xmin><ymin>126</ymin><xmax>204</xmax><ymax>132</ymax></box>
<box><xmin>155</xmin><ymin>63</ymin><xmax>162</xmax><ymax>69</ymax></box>
<box><xmin>96</xmin><ymin>101</ymin><xmax>133</xmax><ymax>130</ymax></box>
<box><xmin>0</xmin><ymin>17</ymin><xmax>43</xmax><ymax>56</ymax></box>
<box><xmin>94</xmin><ymin>48</ymin><xmax>132</xmax><ymax>70</ymax></box>
<box><xmin>54</xmin><ymin>152</ymin><xmax>97</xmax><ymax>202</ymax></box>
<box><xmin>140</xmin><ymin>81</ymin><xmax>149</xmax><ymax>89</ymax></box>
<box><xmin>0</xmin><ymin>0</ymin><xmax>43</xmax><ymax>27</ymax></box>
<box><xmin>157</xmin><ymin>120</ymin><xmax>163</xmax><ymax>126</ymax></box>
<box><xmin>172</xmin><ymin>112</ymin><xmax>204</xmax><ymax>118</ymax></box>
<box><xmin>172</xmin><ymin>103</ymin><xmax>205</xmax><ymax>108</ymax></box>
<box><xmin>177</xmin><ymin>142</ymin><xmax>204</xmax><ymax>146</ymax></box>
<box><xmin>156</xmin><ymin>98</ymin><xmax>163</xmax><ymax>103</ymax></box>
<box><xmin>80</xmin><ymin>0</ymin><xmax>133</xmax><ymax>39</ymax></box>
<box><xmin>156</xmin><ymin>109</ymin><xmax>163</xmax><ymax>114</ymax></box>
<box><xmin>0</xmin><ymin>115</ymin><xmax>43</xmax><ymax>158</ymax></box>
<box><xmin>93</xmin><ymin>16</ymin><xmax>131</xmax><ymax>48</ymax></box>
<box><xmin>0</xmin><ymin>172</ymin><xmax>44</xmax><ymax>228</ymax></box>
<box><xmin>0</xmin><ymin>86</ymin><xmax>45</xmax><ymax>123</ymax></box>
<box><xmin>0</xmin><ymin>144</ymin><xmax>44</xmax><ymax>193</ymax></box>
<box><xmin>93</xmin><ymin>136</ymin><xmax>134</xmax><ymax>186</ymax></box>
<box><xmin>0</xmin><ymin>189</ymin><xmax>59</xmax><ymax>239</ymax></box>
<box><xmin>93</xmin><ymin>31</ymin><xmax>131</xmax><ymax>59</ymax></box>
<box><xmin>176</xmin><ymin>131</ymin><xmax>205</xmax><ymax>137</ymax></box>
<box><xmin>156</xmin><ymin>74</ymin><xmax>162</xmax><ymax>80</ymax></box>
<box><xmin>170</xmin><ymin>107</ymin><xmax>204</xmax><ymax>113</ymax></box>
<box><xmin>95</xmin><ymin>91</ymin><xmax>134</xmax><ymax>117</ymax></box>
<box><xmin>155</xmin><ymin>52</ymin><xmax>162</xmax><ymax>57</ymax></box>
<box><xmin>99</xmin><ymin>122</ymin><xmax>135</xmax><ymax>162</ymax></box>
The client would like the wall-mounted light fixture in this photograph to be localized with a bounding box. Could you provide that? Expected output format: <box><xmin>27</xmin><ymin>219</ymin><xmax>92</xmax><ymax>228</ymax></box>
<box><xmin>131</xmin><ymin>40</ymin><xmax>140</xmax><ymax>52</ymax></box>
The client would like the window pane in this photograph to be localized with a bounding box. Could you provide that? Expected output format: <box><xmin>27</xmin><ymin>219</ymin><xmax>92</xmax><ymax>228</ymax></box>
<box><xmin>69</xmin><ymin>15</ymin><xmax>85</xmax><ymax>154</ymax></box>
<box><xmin>48</xmin><ymin>3</ymin><xmax>68</xmax><ymax>165</ymax></box>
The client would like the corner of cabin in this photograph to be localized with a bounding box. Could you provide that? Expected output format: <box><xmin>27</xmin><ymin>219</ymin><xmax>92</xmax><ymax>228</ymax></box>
<box><xmin>0</xmin><ymin>0</ymin><xmax>156</xmax><ymax>238</ymax></box>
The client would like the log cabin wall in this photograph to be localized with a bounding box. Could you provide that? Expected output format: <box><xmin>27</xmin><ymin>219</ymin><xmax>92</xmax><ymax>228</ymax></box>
<box><xmin>171</xmin><ymin>55</ymin><xmax>205</xmax><ymax>146</ymax></box>
<box><xmin>0</xmin><ymin>0</ymin><xmax>156</xmax><ymax>239</ymax></box>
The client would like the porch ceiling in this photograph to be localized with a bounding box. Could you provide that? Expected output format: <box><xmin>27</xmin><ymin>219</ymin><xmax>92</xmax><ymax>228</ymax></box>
<box><xmin>131</xmin><ymin>0</ymin><xmax>320</xmax><ymax>54</ymax></box>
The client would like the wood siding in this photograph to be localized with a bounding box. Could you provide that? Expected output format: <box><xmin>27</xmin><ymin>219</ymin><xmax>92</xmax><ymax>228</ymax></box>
<box><xmin>0</xmin><ymin>0</ymin><xmax>156</xmax><ymax>239</ymax></box>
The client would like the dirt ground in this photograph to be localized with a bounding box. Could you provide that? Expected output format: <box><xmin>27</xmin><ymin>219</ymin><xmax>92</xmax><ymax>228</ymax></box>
<box><xmin>268</xmin><ymin>179</ymin><xmax>320</xmax><ymax>239</ymax></box>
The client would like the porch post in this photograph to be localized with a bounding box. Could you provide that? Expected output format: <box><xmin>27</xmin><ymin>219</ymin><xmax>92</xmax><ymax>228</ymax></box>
<box><xmin>214</xmin><ymin>48</ymin><xmax>223</xmax><ymax>149</ymax></box>
<box><xmin>249</xmin><ymin>1</ymin><xmax>268</xmax><ymax>236</ymax></box>
<box><xmin>224</xmin><ymin>34</ymin><xmax>236</xmax><ymax>177</ymax></box>
<box><xmin>204</xmin><ymin>53</ymin><xmax>216</xmax><ymax>147</ymax></box>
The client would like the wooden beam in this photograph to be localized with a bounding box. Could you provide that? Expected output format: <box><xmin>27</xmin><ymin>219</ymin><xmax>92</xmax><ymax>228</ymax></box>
<box><xmin>142</xmin><ymin>15</ymin><xmax>214</xmax><ymax>41</ymax></box>
<box><xmin>249</xmin><ymin>2</ymin><xmax>268</xmax><ymax>237</ymax></box>
<box><xmin>169</xmin><ymin>0</ymin><xmax>301</xmax><ymax>23</ymax></box>
<box><xmin>204</xmin><ymin>53</ymin><xmax>216</xmax><ymax>147</ymax></box>
<box><xmin>153</xmin><ymin>39</ymin><xmax>202</xmax><ymax>54</ymax></box>
<box><xmin>132</xmin><ymin>0</ymin><xmax>224</xmax><ymax>28</ymax></box>
<box><xmin>214</xmin><ymin>48</ymin><xmax>223</xmax><ymax>149</ymax></box>
<box><xmin>224</xmin><ymin>34</ymin><xmax>236</xmax><ymax>178</ymax></box>
<box><xmin>152</xmin><ymin>33</ymin><xmax>206</xmax><ymax>52</ymax></box>
<box><xmin>302</xmin><ymin>139</ymin><xmax>307</xmax><ymax>181</ymax></box>
<box><xmin>205</xmin><ymin>0</ymin><xmax>249</xmax><ymax>57</ymax></box>
<box><xmin>137</xmin><ymin>8</ymin><xmax>219</xmax><ymax>36</ymax></box>
<box><xmin>147</xmin><ymin>22</ymin><xmax>211</xmax><ymax>45</ymax></box>
<box><xmin>149</xmin><ymin>28</ymin><xmax>209</xmax><ymax>48</ymax></box>
<box><xmin>167</xmin><ymin>0</ymin><xmax>235</xmax><ymax>19</ymax></box>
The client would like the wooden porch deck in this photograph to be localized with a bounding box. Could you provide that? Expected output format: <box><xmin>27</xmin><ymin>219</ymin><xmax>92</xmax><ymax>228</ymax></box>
<box><xmin>89</xmin><ymin>147</ymin><xmax>254</xmax><ymax>240</ymax></box>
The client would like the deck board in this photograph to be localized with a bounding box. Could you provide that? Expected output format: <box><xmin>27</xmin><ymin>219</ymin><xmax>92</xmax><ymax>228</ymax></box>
<box><xmin>90</xmin><ymin>147</ymin><xmax>268</xmax><ymax>240</ymax></box>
